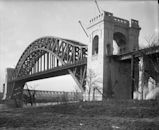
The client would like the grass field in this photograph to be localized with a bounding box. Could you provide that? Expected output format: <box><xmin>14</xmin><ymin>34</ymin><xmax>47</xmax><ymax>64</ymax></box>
<box><xmin>0</xmin><ymin>100</ymin><xmax>159</xmax><ymax>130</ymax></box>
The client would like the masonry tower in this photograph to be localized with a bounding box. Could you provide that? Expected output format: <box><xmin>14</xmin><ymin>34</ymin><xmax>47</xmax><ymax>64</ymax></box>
<box><xmin>87</xmin><ymin>11</ymin><xmax>141</xmax><ymax>100</ymax></box>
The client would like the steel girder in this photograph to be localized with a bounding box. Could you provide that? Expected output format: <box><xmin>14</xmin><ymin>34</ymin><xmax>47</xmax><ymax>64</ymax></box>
<box><xmin>8</xmin><ymin>36</ymin><xmax>87</xmax><ymax>99</ymax></box>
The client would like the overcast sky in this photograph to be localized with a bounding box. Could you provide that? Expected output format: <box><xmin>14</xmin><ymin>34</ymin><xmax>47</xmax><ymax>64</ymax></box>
<box><xmin>0</xmin><ymin>0</ymin><xmax>158</xmax><ymax>92</ymax></box>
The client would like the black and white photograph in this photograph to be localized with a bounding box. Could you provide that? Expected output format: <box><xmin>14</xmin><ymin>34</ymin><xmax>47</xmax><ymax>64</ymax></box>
<box><xmin>0</xmin><ymin>0</ymin><xmax>158</xmax><ymax>129</ymax></box>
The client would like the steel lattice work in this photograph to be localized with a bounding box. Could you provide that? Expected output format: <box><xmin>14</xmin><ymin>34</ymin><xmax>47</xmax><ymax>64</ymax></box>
<box><xmin>6</xmin><ymin>36</ymin><xmax>87</xmax><ymax>100</ymax></box>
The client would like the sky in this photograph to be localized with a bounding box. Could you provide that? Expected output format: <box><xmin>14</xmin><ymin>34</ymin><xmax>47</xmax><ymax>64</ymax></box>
<box><xmin>0</xmin><ymin>0</ymin><xmax>158</xmax><ymax>92</ymax></box>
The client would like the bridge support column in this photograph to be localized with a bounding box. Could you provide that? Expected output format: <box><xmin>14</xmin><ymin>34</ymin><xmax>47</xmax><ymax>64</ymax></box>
<box><xmin>139</xmin><ymin>56</ymin><xmax>149</xmax><ymax>99</ymax></box>
<box><xmin>3</xmin><ymin>68</ymin><xmax>15</xmax><ymax>100</ymax></box>
<box><xmin>131</xmin><ymin>55</ymin><xmax>135</xmax><ymax>99</ymax></box>
<box><xmin>3</xmin><ymin>68</ymin><xmax>25</xmax><ymax>107</ymax></box>
<box><xmin>103</xmin><ymin>56</ymin><xmax>113</xmax><ymax>99</ymax></box>
<box><xmin>104</xmin><ymin>57</ymin><xmax>133</xmax><ymax>99</ymax></box>
<box><xmin>11</xmin><ymin>81</ymin><xmax>25</xmax><ymax>107</ymax></box>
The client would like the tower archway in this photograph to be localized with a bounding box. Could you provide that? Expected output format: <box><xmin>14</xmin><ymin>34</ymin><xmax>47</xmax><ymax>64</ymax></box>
<box><xmin>113</xmin><ymin>32</ymin><xmax>126</xmax><ymax>55</ymax></box>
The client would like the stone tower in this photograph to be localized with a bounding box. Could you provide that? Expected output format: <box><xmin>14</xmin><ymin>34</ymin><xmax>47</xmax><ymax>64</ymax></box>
<box><xmin>87</xmin><ymin>11</ymin><xmax>141</xmax><ymax>100</ymax></box>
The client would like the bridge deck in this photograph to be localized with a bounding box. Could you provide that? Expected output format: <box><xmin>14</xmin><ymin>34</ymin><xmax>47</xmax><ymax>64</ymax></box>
<box><xmin>116</xmin><ymin>45</ymin><xmax>159</xmax><ymax>60</ymax></box>
<box><xmin>11</xmin><ymin>59</ymin><xmax>87</xmax><ymax>83</ymax></box>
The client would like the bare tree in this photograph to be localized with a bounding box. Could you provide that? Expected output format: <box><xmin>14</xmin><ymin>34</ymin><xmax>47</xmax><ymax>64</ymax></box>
<box><xmin>23</xmin><ymin>83</ymin><xmax>37</xmax><ymax>106</ymax></box>
<box><xmin>86</xmin><ymin>69</ymin><xmax>101</xmax><ymax>101</ymax></box>
<box><xmin>138</xmin><ymin>35</ymin><xmax>159</xmax><ymax>100</ymax></box>
<box><xmin>73</xmin><ymin>87</ymin><xmax>83</xmax><ymax>102</ymax></box>
<box><xmin>144</xmin><ymin>34</ymin><xmax>158</xmax><ymax>47</ymax></box>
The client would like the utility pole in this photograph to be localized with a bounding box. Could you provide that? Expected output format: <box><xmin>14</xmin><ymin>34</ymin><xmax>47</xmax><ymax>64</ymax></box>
<box><xmin>78</xmin><ymin>20</ymin><xmax>88</xmax><ymax>37</ymax></box>
<box><xmin>94</xmin><ymin>0</ymin><xmax>101</xmax><ymax>13</ymax></box>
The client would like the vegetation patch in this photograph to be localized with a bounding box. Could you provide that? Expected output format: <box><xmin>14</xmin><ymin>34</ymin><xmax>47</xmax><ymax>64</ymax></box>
<box><xmin>0</xmin><ymin>100</ymin><xmax>159</xmax><ymax>130</ymax></box>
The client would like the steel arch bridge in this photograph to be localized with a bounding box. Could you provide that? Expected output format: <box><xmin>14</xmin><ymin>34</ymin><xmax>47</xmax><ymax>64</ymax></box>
<box><xmin>6</xmin><ymin>36</ymin><xmax>87</xmax><ymax>100</ymax></box>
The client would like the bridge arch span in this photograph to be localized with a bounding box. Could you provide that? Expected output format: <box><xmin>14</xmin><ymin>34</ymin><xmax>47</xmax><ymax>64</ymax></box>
<box><xmin>6</xmin><ymin>36</ymin><xmax>87</xmax><ymax>100</ymax></box>
<box><xmin>15</xmin><ymin>36</ymin><xmax>87</xmax><ymax>76</ymax></box>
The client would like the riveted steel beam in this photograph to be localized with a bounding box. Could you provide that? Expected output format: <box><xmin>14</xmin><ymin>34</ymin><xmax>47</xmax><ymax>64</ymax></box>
<box><xmin>8</xmin><ymin>36</ymin><xmax>87</xmax><ymax>99</ymax></box>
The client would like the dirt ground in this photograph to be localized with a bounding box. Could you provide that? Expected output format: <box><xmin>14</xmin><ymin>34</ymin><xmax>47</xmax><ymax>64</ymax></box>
<box><xmin>0</xmin><ymin>100</ymin><xmax>159</xmax><ymax>130</ymax></box>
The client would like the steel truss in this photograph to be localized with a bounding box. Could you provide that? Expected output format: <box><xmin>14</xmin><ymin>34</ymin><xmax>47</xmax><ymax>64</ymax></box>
<box><xmin>7</xmin><ymin>36</ymin><xmax>87</xmax><ymax>100</ymax></box>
